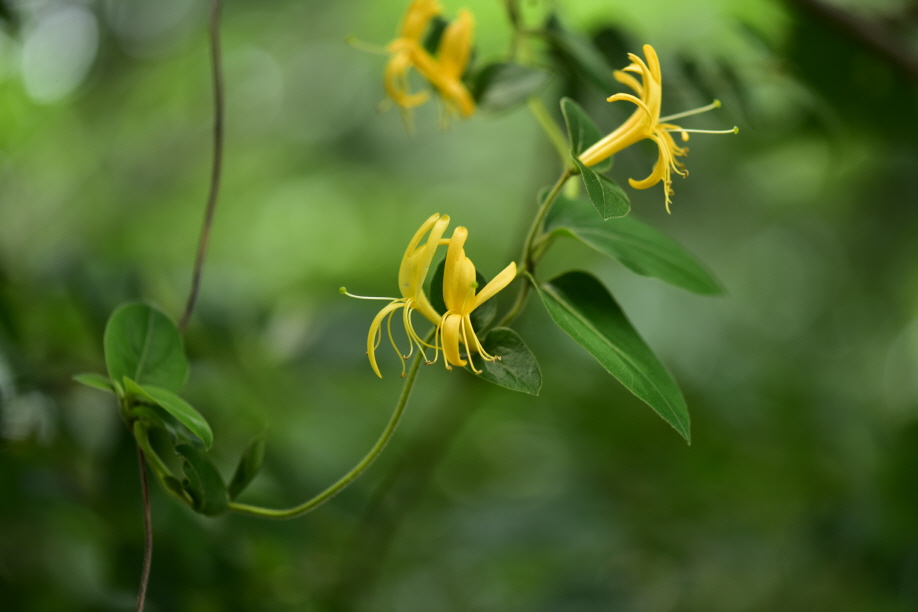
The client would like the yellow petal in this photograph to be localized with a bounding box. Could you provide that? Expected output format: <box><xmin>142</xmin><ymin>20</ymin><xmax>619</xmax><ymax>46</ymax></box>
<box><xmin>438</xmin><ymin>10</ymin><xmax>473</xmax><ymax>78</ymax></box>
<box><xmin>578</xmin><ymin>94</ymin><xmax>651</xmax><ymax>167</ymax></box>
<box><xmin>641</xmin><ymin>44</ymin><xmax>662</xmax><ymax>84</ymax></box>
<box><xmin>399</xmin><ymin>213</ymin><xmax>450</xmax><ymax>300</ymax></box>
<box><xmin>442</xmin><ymin>226</ymin><xmax>473</xmax><ymax>309</ymax></box>
<box><xmin>613</xmin><ymin>70</ymin><xmax>643</xmax><ymax>97</ymax></box>
<box><xmin>440</xmin><ymin>313</ymin><xmax>466</xmax><ymax>366</ymax></box>
<box><xmin>471</xmin><ymin>261</ymin><xmax>516</xmax><ymax>311</ymax></box>
<box><xmin>384</xmin><ymin>49</ymin><xmax>430</xmax><ymax>109</ymax></box>
<box><xmin>399</xmin><ymin>0</ymin><xmax>441</xmax><ymax>41</ymax></box>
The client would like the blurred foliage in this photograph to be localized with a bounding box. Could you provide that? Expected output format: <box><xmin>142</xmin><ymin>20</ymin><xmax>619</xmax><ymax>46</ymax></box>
<box><xmin>2</xmin><ymin>0</ymin><xmax>918</xmax><ymax>610</ymax></box>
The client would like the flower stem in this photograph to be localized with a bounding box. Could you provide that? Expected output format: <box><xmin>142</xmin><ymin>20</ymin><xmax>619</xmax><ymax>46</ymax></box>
<box><xmin>179</xmin><ymin>0</ymin><xmax>224</xmax><ymax>333</ymax></box>
<box><xmin>227</xmin><ymin>330</ymin><xmax>431</xmax><ymax>519</ymax></box>
<box><xmin>135</xmin><ymin>445</ymin><xmax>152</xmax><ymax>612</ymax></box>
<box><xmin>497</xmin><ymin>168</ymin><xmax>573</xmax><ymax>328</ymax></box>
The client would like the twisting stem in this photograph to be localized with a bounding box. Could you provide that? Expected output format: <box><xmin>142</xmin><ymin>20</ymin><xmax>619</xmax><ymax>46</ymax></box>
<box><xmin>497</xmin><ymin>168</ymin><xmax>573</xmax><ymax>328</ymax></box>
<box><xmin>135</xmin><ymin>446</ymin><xmax>153</xmax><ymax>612</ymax></box>
<box><xmin>179</xmin><ymin>0</ymin><xmax>225</xmax><ymax>332</ymax></box>
<box><xmin>227</xmin><ymin>329</ymin><xmax>432</xmax><ymax>519</ymax></box>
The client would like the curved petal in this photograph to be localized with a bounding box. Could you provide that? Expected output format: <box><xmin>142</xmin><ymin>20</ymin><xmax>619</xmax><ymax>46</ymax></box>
<box><xmin>628</xmin><ymin>148</ymin><xmax>666</xmax><ymax>190</ymax></box>
<box><xmin>400</xmin><ymin>213</ymin><xmax>450</xmax><ymax>300</ymax></box>
<box><xmin>613</xmin><ymin>70</ymin><xmax>643</xmax><ymax>97</ymax></box>
<box><xmin>400</xmin><ymin>0</ymin><xmax>441</xmax><ymax>41</ymax></box>
<box><xmin>641</xmin><ymin>44</ymin><xmax>662</xmax><ymax>84</ymax></box>
<box><xmin>442</xmin><ymin>227</ymin><xmax>475</xmax><ymax>310</ymax></box>
<box><xmin>368</xmin><ymin>301</ymin><xmax>407</xmax><ymax>378</ymax></box>
<box><xmin>470</xmin><ymin>261</ymin><xmax>517</xmax><ymax>311</ymax></box>
<box><xmin>440</xmin><ymin>313</ymin><xmax>466</xmax><ymax>367</ymax></box>
<box><xmin>438</xmin><ymin>10</ymin><xmax>473</xmax><ymax>78</ymax></box>
<box><xmin>384</xmin><ymin>50</ymin><xmax>429</xmax><ymax>109</ymax></box>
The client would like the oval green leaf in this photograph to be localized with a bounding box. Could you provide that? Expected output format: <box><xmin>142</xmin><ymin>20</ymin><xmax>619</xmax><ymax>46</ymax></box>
<box><xmin>176</xmin><ymin>443</ymin><xmax>228</xmax><ymax>516</ymax></box>
<box><xmin>536</xmin><ymin>271</ymin><xmax>690</xmax><ymax>442</ymax></box>
<box><xmin>132</xmin><ymin>381</ymin><xmax>214</xmax><ymax>449</ymax></box>
<box><xmin>560</xmin><ymin>97</ymin><xmax>603</xmax><ymax>157</ymax></box>
<box><xmin>103</xmin><ymin>302</ymin><xmax>188</xmax><ymax>393</ymax></box>
<box><xmin>467</xmin><ymin>327</ymin><xmax>542</xmax><ymax>395</ymax></box>
<box><xmin>73</xmin><ymin>372</ymin><xmax>115</xmax><ymax>394</ymax></box>
<box><xmin>473</xmin><ymin>63</ymin><xmax>550</xmax><ymax>112</ymax></box>
<box><xmin>228</xmin><ymin>433</ymin><xmax>268</xmax><ymax>500</ymax></box>
<box><xmin>572</xmin><ymin>156</ymin><xmax>630</xmax><ymax>220</ymax></box>
<box><xmin>545</xmin><ymin>195</ymin><xmax>723</xmax><ymax>295</ymax></box>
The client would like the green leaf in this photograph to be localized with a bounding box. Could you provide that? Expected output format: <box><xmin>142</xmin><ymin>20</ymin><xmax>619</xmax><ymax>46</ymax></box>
<box><xmin>228</xmin><ymin>433</ymin><xmax>267</xmax><ymax>500</ymax></box>
<box><xmin>472</xmin><ymin>63</ymin><xmax>550</xmax><ymax>112</ymax></box>
<box><xmin>467</xmin><ymin>327</ymin><xmax>541</xmax><ymax>395</ymax></box>
<box><xmin>144</xmin><ymin>384</ymin><xmax>213</xmax><ymax>449</ymax></box>
<box><xmin>103</xmin><ymin>302</ymin><xmax>188</xmax><ymax>393</ymax></box>
<box><xmin>545</xmin><ymin>195</ymin><xmax>723</xmax><ymax>295</ymax></box>
<box><xmin>429</xmin><ymin>258</ymin><xmax>497</xmax><ymax>331</ymax></box>
<box><xmin>560</xmin><ymin>97</ymin><xmax>603</xmax><ymax>156</ymax></box>
<box><xmin>176</xmin><ymin>443</ymin><xmax>228</xmax><ymax>516</ymax></box>
<box><xmin>543</xmin><ymin>15</ymin><xmax>617</xmax><ymax>93</ymax></box>
<box><xmin>572</xmin><ymin>156</ymin><xmax>630</xmax><ymax>220</ymax></box>
<box><xmin>73</xmin><ymin>372</ymin><xmax>115</xmax><ymax>394</ymax></box>
<box><xmin>123</xmin><ymin>378</ymin><xmax>213</xmax><ymax>449</ymax></box>
<box><xmin>536</xmin><ymin>271</ymin><xmax>690</xmax><ymax>442</ymax></box>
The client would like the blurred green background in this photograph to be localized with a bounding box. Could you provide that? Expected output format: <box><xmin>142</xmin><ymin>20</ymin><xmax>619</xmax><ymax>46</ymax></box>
<box><xmin>2</xmin><ymin>0</ymin><xmax>918</xmax><ymax>610</ymax></box>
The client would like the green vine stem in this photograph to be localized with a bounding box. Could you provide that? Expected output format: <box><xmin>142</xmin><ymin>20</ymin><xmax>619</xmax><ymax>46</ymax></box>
<box><xmin>497</xmin><ymin>167</ymin><xmax>573</xmax><ymax>328</ymax></box>
<box><xmin>135</xmin><ymin>446</ymin><xmax>153</xmax><ymax>612</ymax></box>
<box><xmin>227</xmin><ymin>329</ymin><xmax>431</xmax><ymax>519</ymax></box>
<box><xmin>179</xmin><ymin>0</ymin><xmax>225</xmax><ymax>333</ymax></box>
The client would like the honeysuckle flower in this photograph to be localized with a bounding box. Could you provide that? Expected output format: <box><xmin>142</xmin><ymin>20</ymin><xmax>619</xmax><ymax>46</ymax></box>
<box><xmin>384</xmin><ymin>0</ymin><xmax>476</xmax><ymax>119</ymax></box>
<box><xmin>578</xmin><ymin>44</ymin><xmax>736</xmax><ymax>212</ymax></box>
<box><xmin>345</xmin><ymin>213</ymin><xmax>450</xmax><ymax>377</ymax></box>
<box><xmin>435</xmin><ymin>226</ymin><xmax>516</xmax><ymax>373</ymax></box>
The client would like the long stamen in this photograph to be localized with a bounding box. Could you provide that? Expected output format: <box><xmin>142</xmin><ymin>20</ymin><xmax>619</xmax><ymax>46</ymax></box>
<box><xmin>401</xmin><ymin>306</ymin><xmax>416</xmax><ymax>360</ymax></box>
<box><xmin>340</xmin><ymin>287</ymin><xmax>399</xmax><ymax>301</ymax></box>
<box><xmin>659</xmin><ymin>99</ymin><xmax>721</xmax><ymax>122</ymax></box>
<box><xmin>385</xmin><ymin>310</ymin><xmax>409</xmax><ymax>377</ymax></box>
<box><xmin>460</xmin><ymin>318</ymin><xmax>481</xmax><ymax>374</ymax></box>
<box><xmin>665</xmin><ymin>126</ymin><xmax>739</xmax><ymax>135</ymax></box>
<box><xmin>345</xmin><ymin>35</ymin><xmax>389</xmax><ymax>55</ymax></box>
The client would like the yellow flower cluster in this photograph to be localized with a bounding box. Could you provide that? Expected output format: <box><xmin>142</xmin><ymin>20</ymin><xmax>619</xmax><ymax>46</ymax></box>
<box><xmin>578</xmin><ymin>44</ymin><xmax>735</xmax><ymax>212</ymax></box>
<box><xmin>384</xmin><ymin>0</ymin><xmax>476</xmax><ymax>119</ymax></box>
<box><xmin>346</xmin><ymin>214</ymin><xmax>516</xmax><ymax>377</ymax></box>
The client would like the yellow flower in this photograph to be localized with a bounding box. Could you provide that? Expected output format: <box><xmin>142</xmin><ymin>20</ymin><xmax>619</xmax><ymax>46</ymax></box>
<box><xmin>354</xmin><ymin>213</ymin><xmax>450</xmax><ymax>377</ymax></box>
<box><xmin>384</xmin><ymin>1</ymin><xmax>476</xmax><ymax>119</ymax></box>
<box><xmin>578</xmin><ymin>44</ymin><xmax>735</xmax><ymax>212</ymax></box>
<box><xmin>436</xmin><ymin>226</ymin><xmax>516</xmax><ymax>373</ymax></box>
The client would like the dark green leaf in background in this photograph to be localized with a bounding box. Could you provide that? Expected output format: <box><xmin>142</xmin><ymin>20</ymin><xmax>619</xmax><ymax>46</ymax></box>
<box><xmin>536</xmin><ymin>271</ymin><xmax>690</xmax><ymax>442</ymax></box>
<box><xmin>472</xmin><ymin>63</ymin><xmax>550</xmax><ymax>112</ymax></box>
<box><xmin>467</xmin><ymin>327</ymin><xmax>541</xmax><ymax>395</ymax></box>
<box><xmin>543</xmin><ymin>15</ymin><xmax>617</xmax><ymax>93</ymax></box>
<box><xmin>545</xmin><ymin>195</ymin><xmax>723</xmax><ymax>294</ymax></box>
<box><xmin>103</xmin><ymin>302</ymin><xmax>188</xmax><ymax>393</ymax></box>
<box><xmin>228</xmin><ymin>433</ymin><xmax>268</xmax><ymax>500</ymax></box>
<box><xmin>176</xmin><ymin>443</ymin><xmax>228</xmax><ymax>516</ymax></box>
<box><xmin>72</xmin><ymin>372</ymin><xmax>115</xmax><ymax>394</ymax></box>
<box><xmin>572</xmin><ymin>156</ymin><xmax>630</xmax><ymax>219</ymax></box>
